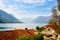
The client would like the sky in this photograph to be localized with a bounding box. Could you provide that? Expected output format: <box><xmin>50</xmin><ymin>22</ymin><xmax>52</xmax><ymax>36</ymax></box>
<box><xmin>0</xmin><ymin>0</ymin><xmax>57</xmax><ymax>19</ymax></box>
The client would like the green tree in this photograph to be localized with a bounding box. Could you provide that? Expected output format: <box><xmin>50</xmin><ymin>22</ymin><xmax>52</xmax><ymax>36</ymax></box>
<box><xmin>48</xmin><ymin>5</ymin><xmax>60</xmax><ymax>33</ymax></box>
<box><xmin>36</xmin><ymin>26</ymin><xmax>44</xmax><ymax>32</ymax></box>
<box><xmin>36</xmin><ymin>26</ymin><xmax>40</xmax><ymax>31</ymax></box>
<box><xmin>48</xmin><ymin>19</ymin><xmax>56</xmax><ymax>24</ymax></box>
<box><xmin>17</xmin><ymin>34</ymin><xmax>44</xmax><ymax>40</ymax></box>
<box><xmin>52</xmin><ymin>6</ymin><xmax>60</xmax><ymax>32</ymax></box>
<box><xmin>57</xmin><ymin>0</ymin><xmax>60</xmax><ymax>11</ymax></box>
<box><xmin>34</xmin><ymin>33</ymin><xmax>44</xmax><ymax>40</ymax></box>
<box><xmin>56</xmin><ymin>0</ymin><xmax>60</xmax><ymax>27</ymax></box>
<box><xmin>52</xmin><ymin>6</ymin><xmax>58</xmax><ymax>23</ymax></box>
<box><xmin>16</xmin><ymin>35</ymin><xmax>34</xmax><ymax>40</ymax></box>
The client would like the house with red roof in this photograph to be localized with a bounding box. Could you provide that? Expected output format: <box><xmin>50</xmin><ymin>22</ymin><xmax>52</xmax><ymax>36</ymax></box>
<box><xmin>41</xmin><ymin>23</ymin><xmax>59</xmax><ymax>38</ymax></box>
<box><xmin>0</xmin><ymin>28</ymin><xmax>36</xmax><ymax>40</ymax></box>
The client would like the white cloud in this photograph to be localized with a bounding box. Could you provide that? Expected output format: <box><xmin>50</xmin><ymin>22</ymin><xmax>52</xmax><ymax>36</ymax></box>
<box><xmin>0</xmin><ymin>0</ymin><xmax>6</xmax><ymax>10</ymax></box>
<box><xmin>1</xmin><ymin>0</ymin><xmax>47</xmax><ymax>9</ymax></box>
<box><xmin>4</xmin><ymin>5</ymin><xmax>27</xmax><ymax>17</ymax></box>
<box><xmin>48</xmin><ymin>0</ymin><xmax>52</xmax><ymax>1</ymax></box>
<box><xmin>0</xmin><ymin>0</ymin><xmax>52</xmax><ymax>19</ymax></box>
<box><xmin>14</xmin><ymin>0</ymin><xmax>21</xmax><ymax>2</ymax></box>
<box><xmin>14</xmin><ymin>0</ymin><xmax>46</xmax><ymax>4</ymax></box>
<box><xmin>22</xmin><ymin>0</ymin><xmax>46</xmax><ymax>4</ymax></box>
<box><xmin>13</xmin><ymin>0</ymin><xmax>46</xmax><ymax>8</ymax></box>
<box><xmin>14</xmin><ymin>12</ymin><xmax>52</xmax><ymax>19</ymax></box>
<box><xmin>46</xmin><ymin>7</ymin><xmax>52</xmax><ymax>10</ymax></box>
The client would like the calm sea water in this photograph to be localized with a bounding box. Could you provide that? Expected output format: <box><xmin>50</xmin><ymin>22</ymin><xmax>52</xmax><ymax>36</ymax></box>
<box><xmin>0</xmin><ymin>23</ymin><xmax>47</xmax><ymax>31</ymax></box>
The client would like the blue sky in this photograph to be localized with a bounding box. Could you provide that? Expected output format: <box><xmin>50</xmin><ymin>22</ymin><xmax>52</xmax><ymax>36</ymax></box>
<box><xmin>0</xmin><ymin>0</ymin><xmax>57</xmax><ymax>19</ymax></box>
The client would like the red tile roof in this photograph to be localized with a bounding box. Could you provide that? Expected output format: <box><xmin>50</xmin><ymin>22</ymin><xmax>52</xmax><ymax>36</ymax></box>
<box><xmin>0</xmin><ymin>29</ymin><xmax>36</xmax><ymax>40</ymax></box>
<box><xmin>45</xmin><ymin>24</ymin><xmax>59</xmax><ymax>32</ymax></box>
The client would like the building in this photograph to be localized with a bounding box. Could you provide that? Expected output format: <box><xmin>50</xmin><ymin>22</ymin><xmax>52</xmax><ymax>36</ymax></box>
<box><xmin>41</xmin><ymin>24</ymin><xmax>58</xmax><ymax>38</ymax></box>
<box><xmin>0</xmin><ymin>28</ymin><xmax>36</xmax><ymax>40</ymax></box>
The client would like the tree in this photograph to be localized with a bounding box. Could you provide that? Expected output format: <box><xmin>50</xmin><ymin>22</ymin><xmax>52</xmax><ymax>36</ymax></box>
<box><xmin>16</xmin><ymin>35</ymin><xmax>34</xmax><ymax>40</ymax></box>
<box><xmin>48</xmin><ymin>19</ymin><xmax>56</xmax><ymax>24</ymax></box>
<box><xmin>52</xmin><ymin>6</ymin><xmax>60</xmax><ymax>28</ymax></box>
<box><xmin>52</xmin><ymin>6</ymin><xmax>58</xmax><ymax>22</ymax></box>
<box><xmin>57</xmin><ymin>0</ymin><xmax>60</xmax><ymax>11</ymax></box>
<box><xmin>36</xmin><ymin>26</ymin><xmax>44</xmax><ymax>32</ymax></box>
<box><xmin>48</xmin><ymin>5</ymin><xmax>60</xmax><ymax>33</ymax></box>
<box><xmin>34</xmin><ymin>33</ymin><xmax>44</xmax><ymax>40</ymax></box>
<box><xmin>17</xmin><ymin>34</ymin><xmax>44</xmax><ymax>40</ymax></box>
<box><xmin>57</xmin><ymin>0</ymin><xmax>60</xmax><ymax>32</ymax></box>
<box><xmin>36</xmin><ymin>26</ymin><xmax>40</xmax><ymax>31</ymax></box>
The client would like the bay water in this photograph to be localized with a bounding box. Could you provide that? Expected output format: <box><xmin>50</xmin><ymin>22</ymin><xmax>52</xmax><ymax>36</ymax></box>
<box><xmin>0</xmin><ymin>23</ymin><xmax>47</xmax><ymax>31</ymax></box>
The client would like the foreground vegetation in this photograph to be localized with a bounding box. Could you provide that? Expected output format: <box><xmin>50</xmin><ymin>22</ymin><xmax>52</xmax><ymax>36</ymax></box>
<box><xmin>17</xmin><ymin>33</ymin><xmax>44</xmax><ymax>40</ymax></box>
<box><xmin>36</xmin><ymin>26</ymin><xmax>44</xmax><ymax>32</ymax></box>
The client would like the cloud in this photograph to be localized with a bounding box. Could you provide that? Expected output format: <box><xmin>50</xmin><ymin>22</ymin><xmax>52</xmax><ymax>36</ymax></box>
<box><xmin>2</xmin><ymin>0</ymin><xmax>53</xmax><ymax>9</ymax></box>
<box><xmin>45</xmin><ymin>7</ymin><xmax>52</xmax><ymax>10</ymax></box>
<box><xmin>0</xmin><ymin>0</ymin><xmax>6</xmax><ymax>10</ymax></box>
<box><xmin>14</xmin><ymin>0</ymin><xmax>46</xmax><ymax>4</ymax></box>
<box><xmin>4</xmin><ymin>5</ymin><xmax>52</xmax><ymax>19</ymax></box>
<box><xmin>48</xmin><ymin>0</ymin><xmax>52</xmax><ymax>1</ymax></box>
<box><xmin>0</xmin><ymin>0</ymin><xmax>52</xmax><ymax>19</ymax></box>
<box><xmin>13</xmin><ymin>0</ymin><xmax>46</xmax><ymax>8</ymax></box>
<box><xmin>1</xmin><ymin>0</ymin><xmax>54</xmax><ymax>9</ymax></box>
<box><xmin>22</xmin><ymin>0</ymin><xmax>46</xmax><ymax>4</ymax></box>
<box><xmin>14</xmin><ymin>12</ymin><xmax>52</xmax><ymax>19</ymax></box>
<box><xmin>4</xmin><ymin>5</ymin><xmax>27</xmax><ymax>17</ymax></box>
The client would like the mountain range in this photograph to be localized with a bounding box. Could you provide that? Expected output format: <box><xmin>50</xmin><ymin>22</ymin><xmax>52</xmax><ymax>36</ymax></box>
<box><xmin>31</xmin><ymin>16</ymin><xmax>52</xmax><ymax>23</ymax></box>
<box><xmin>0</xmin><ymin>9</ymin><xmax>52</xmax><ymax>23</ymax></box>
<box><xmin>20</xmin><ymin>16</ymin><xmax>52</xmax><ymax>23</ymax></box>
<box><xmin>0</xmin><ymin>9</ymin><xmax>22</xmax><ymax>23</ymax></box>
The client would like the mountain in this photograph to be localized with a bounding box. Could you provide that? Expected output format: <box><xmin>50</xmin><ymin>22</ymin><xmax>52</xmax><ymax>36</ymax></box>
<box><xmin>31</xmin><ymin>16</ymin><xmax>52</xmax><ymax>23</ymax></box>
<box><xmin>0</xmin><ymin>9</ymin><xmax>22</xmax><ymax>23</ymax></box>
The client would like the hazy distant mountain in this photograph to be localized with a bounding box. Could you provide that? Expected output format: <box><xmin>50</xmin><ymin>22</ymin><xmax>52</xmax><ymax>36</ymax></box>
<box><xmin>0</xmin><ymin>9</ymin><xmax>22</xmax><ymax>23</ymax></box>
<box><xmin>20</xmin><ymin>18</ymin><xmax>33</xmax><ymax>23</ymax></box>
<box><xmin>31</xmin><ymin>16</ymin><xmax>52</xmax><ymax>23</ymax></box>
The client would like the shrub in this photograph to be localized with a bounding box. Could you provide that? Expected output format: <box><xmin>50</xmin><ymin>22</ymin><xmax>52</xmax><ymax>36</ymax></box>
<box><xmin>36</xmin><ymin>26</ymin><xmax>44</xmax><ymax>32</ymax></box>
<box><xmin>17</xmin><ymin>33</ymin><xmax>44</xmax><ymax>40</ymax></box>
<box><xmin>34</xmin><ymin>33</ymin><xmax>44</xmax><ymax>40</ymax></box>
<box><xmin>16</xmin><ymin>35</ymin><xmax>34</xmax><ymax>40</ymax></box>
